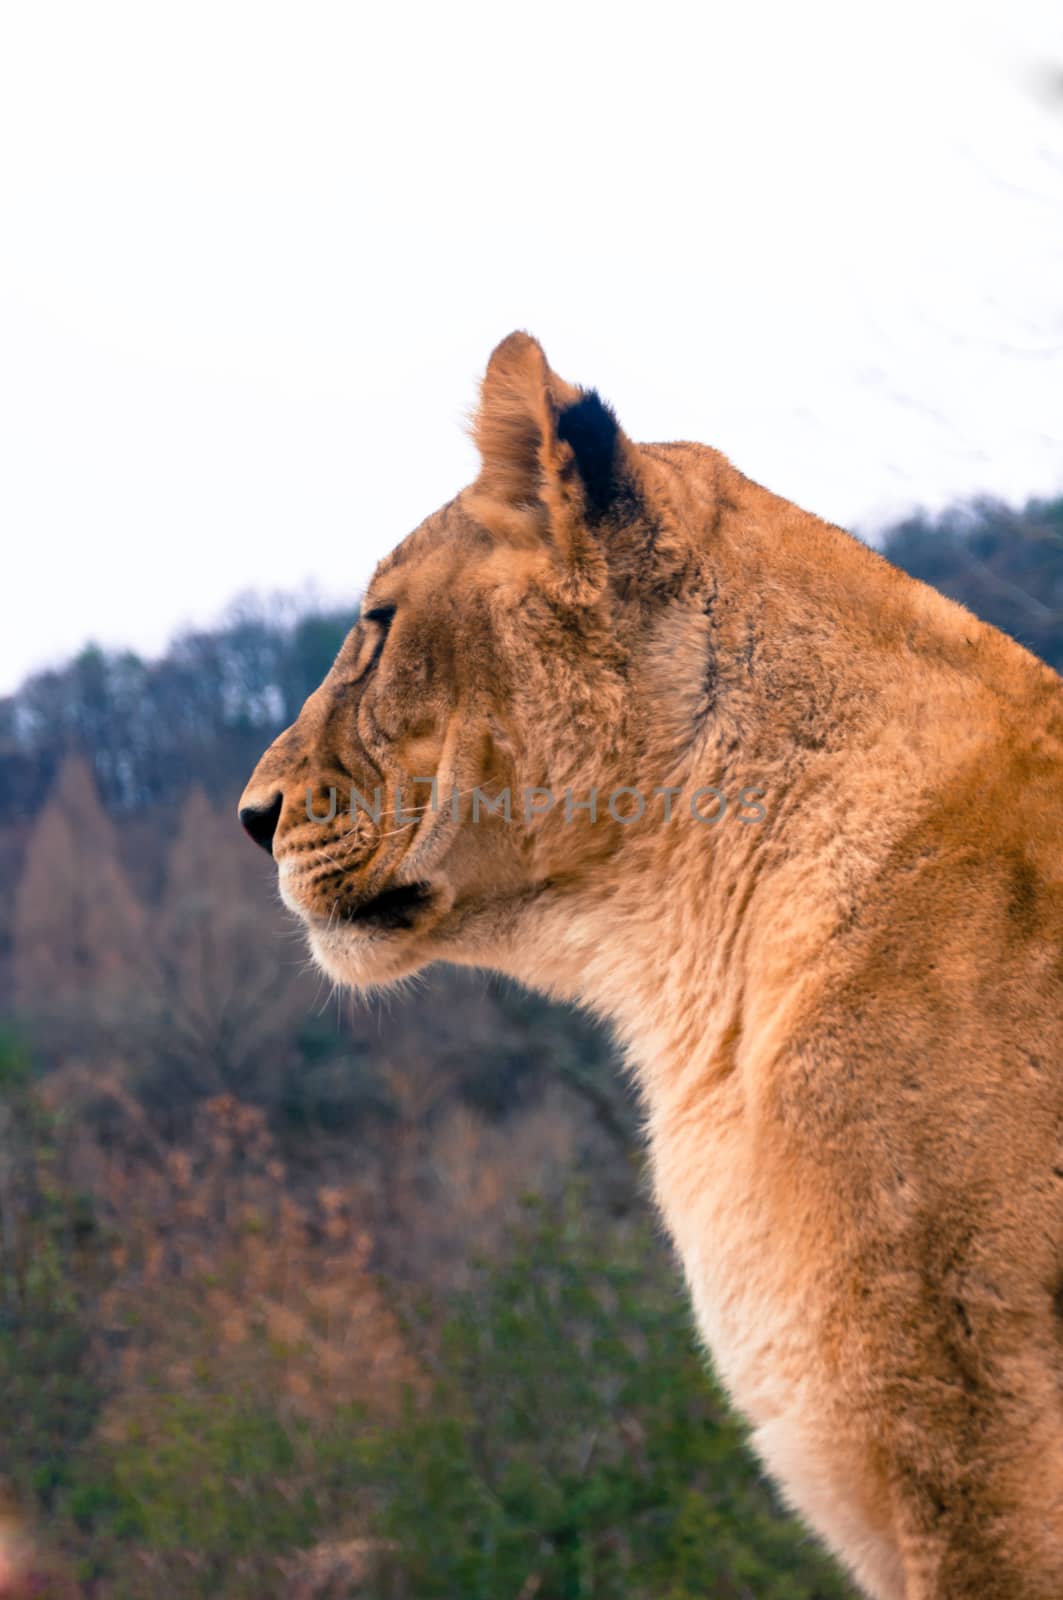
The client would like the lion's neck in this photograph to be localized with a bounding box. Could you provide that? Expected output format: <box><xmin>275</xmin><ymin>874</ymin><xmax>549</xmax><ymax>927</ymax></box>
<box><xmin>519</xmin><ymin>478</ymin><xmax>1004</xmax><ymax>1123</ymax></box>
<box><xmin>526</xmin><ymin>800</ymin><xmax>807</xmax><ymax>1121</ymax></box>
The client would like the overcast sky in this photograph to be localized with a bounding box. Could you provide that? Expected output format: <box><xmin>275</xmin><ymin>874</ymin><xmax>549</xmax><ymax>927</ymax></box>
<box><xmin>2</xmin><ymin>0</ymin><xmax>1061</xmax><ymax>694</ymax></box>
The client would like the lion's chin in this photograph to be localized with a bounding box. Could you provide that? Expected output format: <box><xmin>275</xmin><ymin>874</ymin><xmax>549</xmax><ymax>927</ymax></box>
<box><xmin>305</xmin><ymin>920</ymin><xmax>434</xmax><ymax>991</ymax></box>
<box><xmin>298</xmin><ymin>879</ymin><xmax>455</xmax><ymax>992</ymax></box>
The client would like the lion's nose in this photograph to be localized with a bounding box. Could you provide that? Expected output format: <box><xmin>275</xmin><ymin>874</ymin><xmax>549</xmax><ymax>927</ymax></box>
<box><xmin>238</xmin><ymin>793</ymin><xmax>283</xmax><ymax>855</ymax></box>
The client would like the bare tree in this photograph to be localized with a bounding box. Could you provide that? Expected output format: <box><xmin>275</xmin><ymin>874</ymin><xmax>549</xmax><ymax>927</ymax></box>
<box><xmin>13</xmin><ymin>754</ymin><xmax>143</xmax><ymax>1052</ymax></box>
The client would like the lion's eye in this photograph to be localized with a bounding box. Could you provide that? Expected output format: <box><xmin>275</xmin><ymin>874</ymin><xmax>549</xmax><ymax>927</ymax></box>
<box><xmin>364</xmin><ymin>604</ymin><xmax>396</xmax><ymax>630</ymax></box>
<box><xmin>358</xmin><ymin>603</ymin><xmax>396</xmax><ymax>679</ymax></box>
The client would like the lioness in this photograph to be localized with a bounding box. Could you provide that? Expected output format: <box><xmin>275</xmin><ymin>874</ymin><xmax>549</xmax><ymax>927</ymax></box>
<box><xmin>240</xmin><ymin>333</ymin><xmax>1063</xmax><ymax>1598</ymax></box>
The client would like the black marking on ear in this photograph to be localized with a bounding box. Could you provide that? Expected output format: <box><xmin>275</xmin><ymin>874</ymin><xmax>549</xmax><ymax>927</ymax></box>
<box><xmin>557</xmin><ymin>390</ymin><xmax>621</xmax><ymax>521</ymax></box>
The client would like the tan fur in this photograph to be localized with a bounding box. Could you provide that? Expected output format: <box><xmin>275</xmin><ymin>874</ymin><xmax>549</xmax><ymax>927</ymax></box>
<box><xmin>240</xmin><ymin>332</ymin><xmax>1063</xmax><ymax>1597</ymax></box>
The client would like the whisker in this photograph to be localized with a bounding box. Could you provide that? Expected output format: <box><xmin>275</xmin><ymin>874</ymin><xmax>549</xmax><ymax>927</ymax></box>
<box><xmin>323</xmin><ymin>778</ymin><xmax>491</xmax><ymax>852</ymax></box>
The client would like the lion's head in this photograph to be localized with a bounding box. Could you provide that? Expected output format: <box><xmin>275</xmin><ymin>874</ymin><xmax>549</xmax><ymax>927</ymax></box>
<box><xmin>239</xmin><ymin>332</ymin><xmax>725</xmax><ymax>990</ymax></box>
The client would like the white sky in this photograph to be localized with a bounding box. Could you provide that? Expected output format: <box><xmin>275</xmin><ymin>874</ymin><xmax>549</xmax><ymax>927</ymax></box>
<box><xmin>2</xmin><ymin>0</ymin><xmax>1062</xmax><ymax>694</ymax></box>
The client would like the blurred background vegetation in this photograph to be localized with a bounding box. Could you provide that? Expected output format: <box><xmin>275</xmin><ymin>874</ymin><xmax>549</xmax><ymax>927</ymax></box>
<box><xmin>0</xmin><ymin>495</ymin><xmax>1060</xmax><ymax>1597</ymax></box>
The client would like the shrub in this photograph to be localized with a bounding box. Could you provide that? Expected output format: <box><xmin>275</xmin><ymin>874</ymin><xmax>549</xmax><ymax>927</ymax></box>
<box><xmin>0</xmin><ymin>1030</ymin><xmax>105</xmax><ymax>1510</ymax></box>
<box><xmin>367</xmin><ymin>1192</ymin><xmax>854</xmax><ymax>1599</ymax></box>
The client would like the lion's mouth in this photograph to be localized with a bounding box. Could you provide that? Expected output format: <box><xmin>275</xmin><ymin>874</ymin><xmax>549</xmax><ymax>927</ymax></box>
<box><xmin>336</xmin><ymin>880</ymin><xmax>435</xmax><ymax>932</ymax></box>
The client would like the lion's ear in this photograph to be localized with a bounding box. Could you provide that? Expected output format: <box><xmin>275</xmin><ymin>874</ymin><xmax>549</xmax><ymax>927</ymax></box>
<box><xmin>468</xmin><ymin>332</ymin><xmax>635</xmax><ymax>601</ymax></box>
